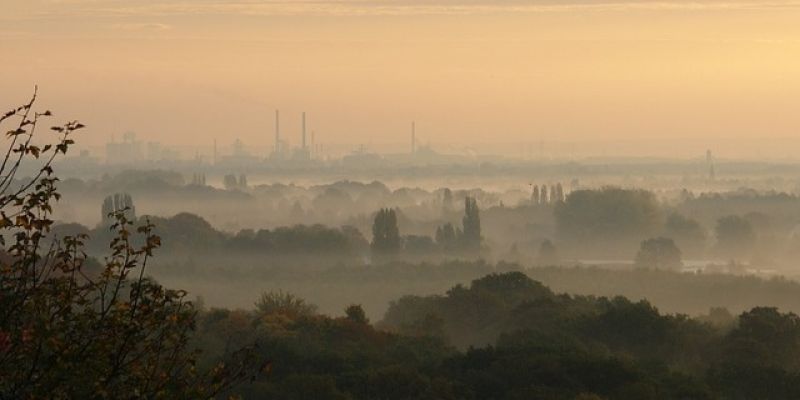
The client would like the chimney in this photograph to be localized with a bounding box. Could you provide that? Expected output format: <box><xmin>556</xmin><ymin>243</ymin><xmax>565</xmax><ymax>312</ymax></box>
<box><xmin>302</xmin><ymin>112</ymin><xmax>307</xmax><ymax>150</ymax></box>
<box><xmin>274</xmin><ymin>110</ymin><xmax>281</xmax><ymax>155</ymax></box>
<box><xmin>411</xmin><ymin>121</ymin><xmax>416</xmax><ymax>154</ymax></box>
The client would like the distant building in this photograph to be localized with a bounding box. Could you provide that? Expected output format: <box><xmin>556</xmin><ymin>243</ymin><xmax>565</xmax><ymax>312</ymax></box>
<box><xmin>341</xmin><ymin>146</ymin><xmax>383</xmax><ymax>168</ymax></box>
<box><xmin>219</xmin><ymin>138</ymin><xmax>260</xmax><ymax>167</ymax></box>
<box><xmin>292</xmin><ymin>147</ymin><xmax>311</xmax><ymax>161</ymax></box>
<box><xmin>106</xmin><ymin>132</ymin><xmax>143</xmax><ymax>164</ymax></box>
<box><xmin>146</xmin><ymin>142</ymin><xmax>180</xmax><ymax>161</ymax></box>
<box><xmin>233</xmin><ymin>138</ymin><xmax>247</xmax><ymax>158</ymax></box>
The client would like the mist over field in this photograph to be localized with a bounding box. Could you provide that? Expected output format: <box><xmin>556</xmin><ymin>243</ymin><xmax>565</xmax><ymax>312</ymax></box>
<box><xmin>39</xmin><ymin>159</ymin><xmax>800</xmax><ymax>316</ymax></box>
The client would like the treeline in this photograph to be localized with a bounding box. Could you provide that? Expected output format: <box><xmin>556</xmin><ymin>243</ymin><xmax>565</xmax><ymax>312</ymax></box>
<box><xmin>55</xmin><ymin>189</ymin><xmax>489</xmax><ymax>261</ymax></box>
<box><xmin>155</xmin><ymin>259</ymin><xmax>800</xmax><ymax>333</ymax></box>
<box><xmin>62</xmin><ymin>175</ymin><xmax>800</xmax><ymax>267</ymax></box>
<box><xmin>52</xmin><ymin>212</ymin><xmax>369</xmax><ymax>257</ymax></box>
<box><xmin>550</xmin><ymin>186</ymin><xmax>800</xmax><ymax>266</ymax></box>
<box><xmin>53</xmin><ymin>204</ymin><xmax>486</xmax><ymax>261</ymax></box>
<box><xmin>58</xmin><ymin>183</ymin><xmax>800</xmax><ymax>272</ymax></box>
<box><xmin>525</xmin><ymin>265</ymin><xmax>800</xmax><ymax>316</ymax></box>
<box><xmin>53</xmin><ymin>170</ymin><xmax>511</xmax><ymax>232</ymax></box>
<box><xmin>372</xmin><ymin>196</ymin><xmax>484</xmax><ymax>258</ymax></box>
<box><xmin>200</xmin><ymin>272</ymin><xmax>800</xmax><ymax>399</ymax></box>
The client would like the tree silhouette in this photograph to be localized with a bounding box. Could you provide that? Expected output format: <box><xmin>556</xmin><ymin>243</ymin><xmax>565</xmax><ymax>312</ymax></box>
<box><xmin>345</xmin><ymin>304</ymin><xmax>369</xmax><ymax>324</ymax></box>
<box><xmin>715</xmin><ymin>215</ymin><xmax>756</xmax><ymax>261</ymax></box>
<box><xmin>663</xmin><ymin>213</ymin><xmax>706</xmax><ymax>257</ymax></box>
<box><xmin>461</xmin><ymin>197</ymin><xmax>481</xmax><ymax>252</ymax></box>
<box><xmin>100</xmin><ymin>192</ymin><xmax>135</xmax><ymax>226</ymax></box>
<box><xmin>223</xmin><ymin>173</ymin><xmax>239</xmax><ymax>190</ymax></box>
<box><xmin>435</xmin><ymin>222</ymin><xmax>458</xmax><ymax>251</ymax></box>
<box><xmin>536</xmin><ymin>239</ymin><xmax>559</xmax><ymax>265</ymax></box>
<box><xmin>555</xmin><ymin>187</ymin><xmax>662</xmax><ymax>248</ymax></box>
<box><xmin>442</xmin><ymin>188</ymin><xmax>453</xmax><ymax>214</ymax></box>
<box><xmin>371</xmin><ymin>208</ymin><xmax>400</xmax><ymax>254</ymax></box>
<box><xmin>255</xmin><ymin>290</ymin><xmax>317</xmax><ymax>317</ymax></box>
<box><xmin>554</xmin><ymin>183</ymin><xmax>565</xmax><ymax>203</ymax></box>
<box><xmin>635</xmin><ymin>237</ymin><xmax>683</xmax><ymax>270</ymax></box>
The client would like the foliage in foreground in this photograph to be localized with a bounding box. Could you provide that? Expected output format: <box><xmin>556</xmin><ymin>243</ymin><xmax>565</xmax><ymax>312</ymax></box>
<box><xmin>195</xmin><ymin>273</ymin><xmax>800</xmax><ymax>399</ymax></box>
<box><xmin>0</xmin><ymin>93</ymin><xmax>257</xmax><ymax>399</ymax></box>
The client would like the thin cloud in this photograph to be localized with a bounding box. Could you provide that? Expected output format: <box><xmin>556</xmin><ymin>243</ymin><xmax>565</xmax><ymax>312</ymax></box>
<box><xmin>5</xmin><ymin>0</ymin><xmax>800</xmax><ymax>20</ymax></box>
<box><xmin>110</xmin><ymin>22</ymin><xmax>172</xmax><ymax>31</ymax></box>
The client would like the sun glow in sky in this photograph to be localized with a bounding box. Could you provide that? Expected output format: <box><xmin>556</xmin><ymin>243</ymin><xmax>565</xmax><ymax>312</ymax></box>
<box><xmin>3</xmin><ymin>0</ymin><xmax>800</xmax><ymax>156</ymax></box>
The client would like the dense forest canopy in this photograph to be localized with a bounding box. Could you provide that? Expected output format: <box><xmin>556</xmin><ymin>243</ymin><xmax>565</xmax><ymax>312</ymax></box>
<box><xmin>195</xmin><ymin>272</ymin><xmax>800</xmax><ymax>399</ymax></box>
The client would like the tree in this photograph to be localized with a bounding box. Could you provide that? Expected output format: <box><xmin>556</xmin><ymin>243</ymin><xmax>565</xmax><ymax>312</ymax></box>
<box><xmin>371</xmin><ymin>208</ymin><xmax>401</xmax><ymax>254</ymax></box>
<box><xmin>723</xmin><ymin>307</ymin><xmax>800</xmax><ymax>369</ymax></box>
<box><xmin>435</xmin><ymin>222</ymin><xmax>458</xmax><ymax>251</ymax></box>
<box><xmin>255</xmin><ymin>290</ymin><xmax>317</xmax><ymax>317</ymax></box>
<box><xmin>345</xmin><ymin>304</ymin><xmax>369</xmax><ymax>324</ymax></box>
<box><xmin>223</xmin><ymin>173</ymin><xmax>239</xmax><ymax>190</ymax></box>
<box><xmin>663</xmin><ymin>213</ymin><xmax>706</xmax><ymax>257</ymax></box>
<box><xmin>190</xmin><ymin>172</ymin><xmax>206</xmax><ymax>186</ymax></box>
<box><xmin>461</xmin><ymin>197</ymin><xmax>481</xmax><ymax>252</ymax></box>
<box><xmin>554</xmin><ymin>183</ymin><xmax>565</xmax><ymax>203</ymax></box>
<box><xmin>536</xmin><ymin>239</ymin><xmax>559</xmax><ymax>266</ymax></box>
<box><xmin>715</xmin><ymin>215</ymin><xmax>756</xmax><ymax>261</ymax></box>
<box><xmin>0</xmin><ymin>93</ymin><xmax>256</xmax><ymax>398</ymax></box>
<box><xmin>442</xmin><ymin>188</ymin><xmax>453</xmax><ymax>214</ymax></box>
<box><xmin>100</xmin><ymin>192</ymin><xmax>136</xmax><ymax>226</ymax></box>
<box><xmin>312</xmin><ymin>187</ymin><xmax>354</xmax><ymax>220</ymax></box>
<box><xmin>403</xmin><ymin>235</ymin><xmax>437</xmax><ymax>254</ymax></box>
<box><xmin>554</xmin><ymin>187</ymin><xmax>662</xmax><ymax>254</ymax></box>
<box><xmin>635</xmin><ymin>237</ymin><xmax>683</xmax><ymax>270</ymax></box>
<box><xmin>290</xmin><ymin>200</ymin><xmax>305</xmax><ymax>220</ymax></box>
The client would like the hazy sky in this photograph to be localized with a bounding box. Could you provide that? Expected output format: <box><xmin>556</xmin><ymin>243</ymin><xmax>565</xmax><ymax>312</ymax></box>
<box><xmin>3</xmin><ymin>0</ymin><xmax>800</xmax><ymax>157</ymax></box>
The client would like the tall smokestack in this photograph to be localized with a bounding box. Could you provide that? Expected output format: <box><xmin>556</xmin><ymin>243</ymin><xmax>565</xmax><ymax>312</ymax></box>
<box><xmin>411</xmin><ymin>121</ymin><xmax>416</xmax><ymax>154</ymax></box>
<box><xmin>274</xmin><ymin>110</ymin><xmax>280</xmax><ymax>154</ymax></box>
<box><xmin>302</xmin><ymin>112</ymin><xmax>307</xmax><ymax>150</ymax></box>
<box><xmin>707</xmin><ymin>149</ymin><xmax>715</xmax><ymax>180</ymax></box>
<box><xmin>213</xmin><ymin>139</ymin><xmax>217</xmax><ymax>165</ymax></box>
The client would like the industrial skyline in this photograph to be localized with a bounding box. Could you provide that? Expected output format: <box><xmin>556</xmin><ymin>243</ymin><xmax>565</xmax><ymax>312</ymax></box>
<box><xmin>6</xmin><ymin>0</ymin><xmax>800</xmax><ymax>156</ymax></box>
